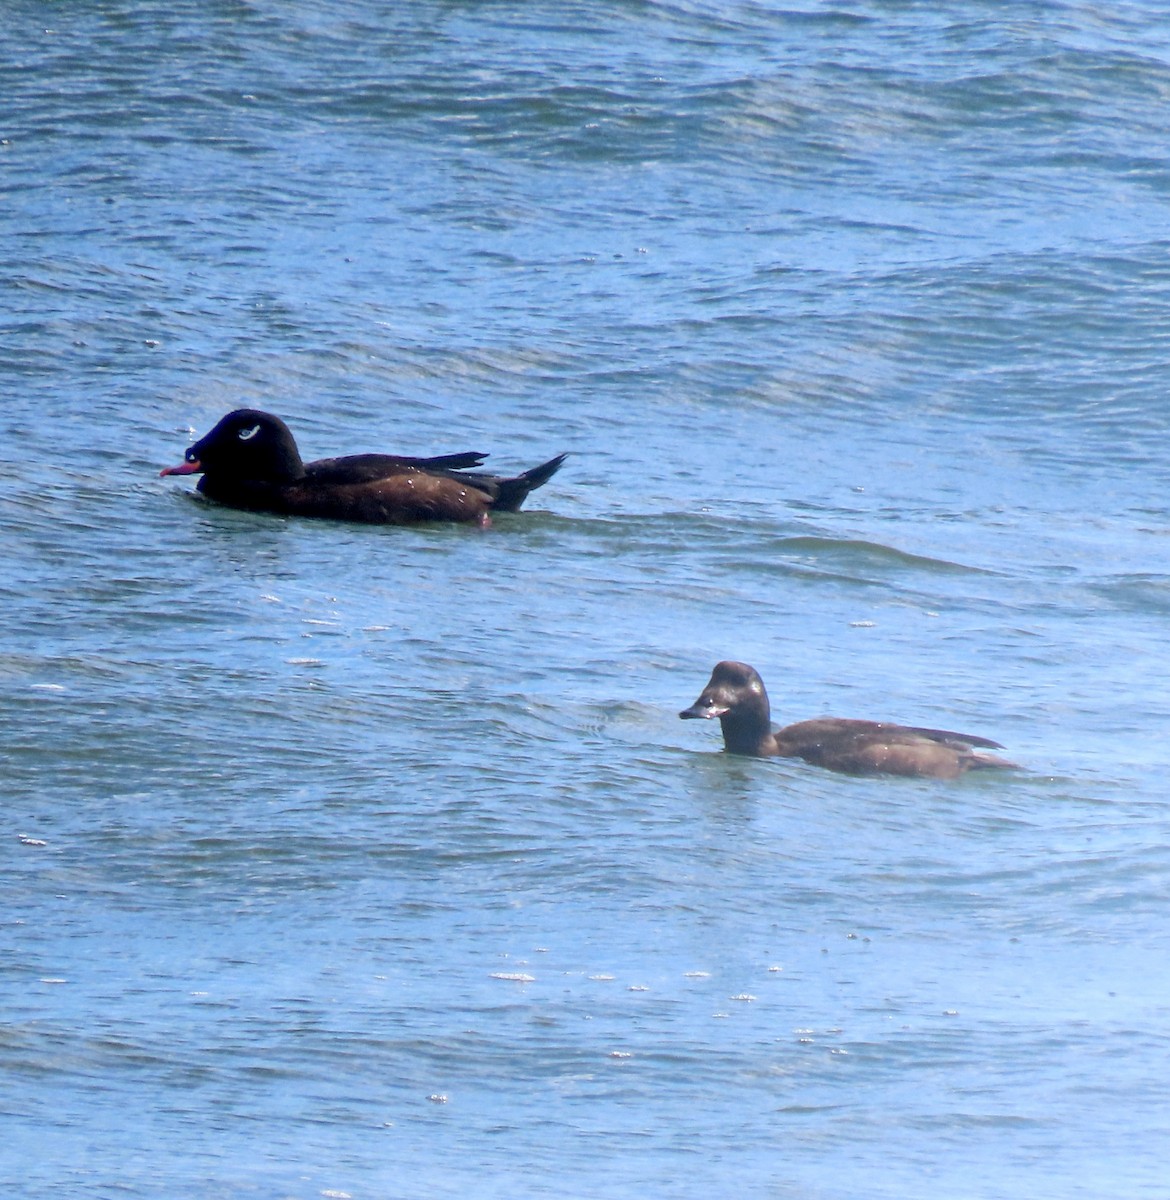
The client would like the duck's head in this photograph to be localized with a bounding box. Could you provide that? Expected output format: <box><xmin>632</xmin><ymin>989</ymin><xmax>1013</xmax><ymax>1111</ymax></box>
<box><xmin>161</xmin><ymin>408</ymin><xmax>304</xmax><ymax>483</ymax></box>
<box><xmin>680</xmin><ymin>661</ymin><xmax>773</xmax><ymax>755</ymax></box>
<box><xmin>680</xmin><ymin>660</ymin><xmax>768</xmax><ymax>720</ymax></box>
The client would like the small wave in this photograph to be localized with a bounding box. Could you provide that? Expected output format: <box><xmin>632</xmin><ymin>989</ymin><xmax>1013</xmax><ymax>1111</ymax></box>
<box><xmin>771</xmin><ymin>536</ymin><xmax>988</xmax><ymax>575</ymax></box>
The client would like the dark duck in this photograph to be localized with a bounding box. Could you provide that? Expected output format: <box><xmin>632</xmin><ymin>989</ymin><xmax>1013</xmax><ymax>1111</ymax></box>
<box><xmin>161</xmin><ymin>408</ymin><xmax>566</xmax><ymax>526</ymax></box>
<box><xmin>680</xmin><ymin>661</ymin><xmax>1017</xmax><ymax>779</ymax></box>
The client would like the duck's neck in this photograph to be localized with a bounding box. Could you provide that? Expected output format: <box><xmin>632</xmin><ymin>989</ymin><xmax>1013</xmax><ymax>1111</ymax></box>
<box><xmin>264</xmin><ymin>440</ymin><xmax>305</xmax><ymax>483</ymax></box>
<box><xmin>719</xmin><ymin>704</ymin><xmax>774</xmax><ymax>757</ymax></box>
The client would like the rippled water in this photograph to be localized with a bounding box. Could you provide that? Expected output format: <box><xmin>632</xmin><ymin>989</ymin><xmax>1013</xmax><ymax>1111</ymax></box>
<box><xmin>4</xmin><ymin>3</ymin><xmax>1170</xmax><ymax>1197</ymax></box>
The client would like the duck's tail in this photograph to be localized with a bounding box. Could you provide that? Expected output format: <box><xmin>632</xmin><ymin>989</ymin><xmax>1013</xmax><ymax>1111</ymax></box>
<box><xmin>488</xmin><ymin>453</ymin><xmax>568</xmax><ymax>512</ymax></box>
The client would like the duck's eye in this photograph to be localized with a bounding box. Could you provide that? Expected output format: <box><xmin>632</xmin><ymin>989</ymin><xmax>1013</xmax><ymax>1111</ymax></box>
<box><xmin>186</xmin><ymin>451</ymin><xmax>198</xmax><ymax>463</ymax></box>
<box><xmin>238</xmin><ymin>424</ymin><xmax>261</xmax><ymax>441</ymax></box>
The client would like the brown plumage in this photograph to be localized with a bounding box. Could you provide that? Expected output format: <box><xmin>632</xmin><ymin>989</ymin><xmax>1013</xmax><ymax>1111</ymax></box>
<box><xmin>679</xmin><ymin>661</ymin><xmax>1017</xmax><ymax>779</ymax></box>
<box><xmin>161</xmin><ymin>408</ymin><xmax>566</xmax><ymax>526</ymax></box>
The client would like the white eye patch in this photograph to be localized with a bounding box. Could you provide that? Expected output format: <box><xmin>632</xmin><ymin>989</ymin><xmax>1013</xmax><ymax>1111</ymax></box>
<box><xmin>238</xmin><ymin>424</ymin><xmax>261</xmax><ymax>441</ymax></box>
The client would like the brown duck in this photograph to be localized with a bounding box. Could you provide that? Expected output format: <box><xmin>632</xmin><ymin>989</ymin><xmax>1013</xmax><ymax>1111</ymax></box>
<box><xmin>161</xmin><ymin>408</ymin><xmax>566</xmax><ymax>526</ymax></box>
<box><xmin>680</xmin><ymin>661</ymin><xmax>1017</xmax><ymax>779</ymax></box>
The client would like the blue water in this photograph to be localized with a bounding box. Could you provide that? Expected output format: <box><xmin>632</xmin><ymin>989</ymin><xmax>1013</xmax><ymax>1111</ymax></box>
<box><xmin>4</xmin><ymin>3</ymin><xmax>1170</xmax><ymax>1197</ymax></box>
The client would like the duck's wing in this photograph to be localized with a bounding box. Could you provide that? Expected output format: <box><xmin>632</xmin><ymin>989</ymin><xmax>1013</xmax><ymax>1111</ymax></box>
<box><xmin>888</xmin><ymin>724</ymin><xmax>1005</xmax><ymax>750</ymax></box>
<box><xmin>304</xmin><ymin>451</ymin><xmax>566</xmax><ymax>512</ymax></box>
<box><xmin>774</xmin><ymin>718</ymin><xmax>1014</xmax><ymax>778</ymax></box>
<box><xmin>304</xmin><ymin>451</ymin><xmax>489</xmax><ymax>485</ymax></box>
<box><xmin>776</xmin><ymin>717</ymin><xmax>1003</xmax><ymax>752</ymax></box>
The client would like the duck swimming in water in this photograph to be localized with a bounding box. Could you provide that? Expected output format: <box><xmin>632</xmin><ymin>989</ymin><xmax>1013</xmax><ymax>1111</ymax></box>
<box><xmin>161</xmin><ymin>408</ymin><xmax>566</xmax><ymax>526</ymax></box>
<box><xmin>680</xmin><ymin>661</ymin><xmax>1017</xmax><ymax>779</ymax></box>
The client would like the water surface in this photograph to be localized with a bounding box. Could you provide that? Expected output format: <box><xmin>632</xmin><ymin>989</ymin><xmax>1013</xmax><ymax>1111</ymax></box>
<box><xmin>3</xmin><ymin>3</ymin><xmax>1170</xmax><ymax>1197</ymax></box>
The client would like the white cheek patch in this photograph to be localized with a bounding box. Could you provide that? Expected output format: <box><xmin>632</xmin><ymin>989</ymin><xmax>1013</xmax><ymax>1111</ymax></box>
<box><xmin>238</xmin><ymin>424</ymin><xmax>261</xmax><ymax>441</ymax></box>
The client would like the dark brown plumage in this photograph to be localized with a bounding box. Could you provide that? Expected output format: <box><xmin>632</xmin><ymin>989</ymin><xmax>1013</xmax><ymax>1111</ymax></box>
<box><xmin>680</xmin><ymin>661</ymin><xmax>1017</xmax><ymax>779</ymax></box>
<box><xmin>161</xmin><ymin>408</ymin><xmax>566</xmax><ymax>526</ymax></box>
